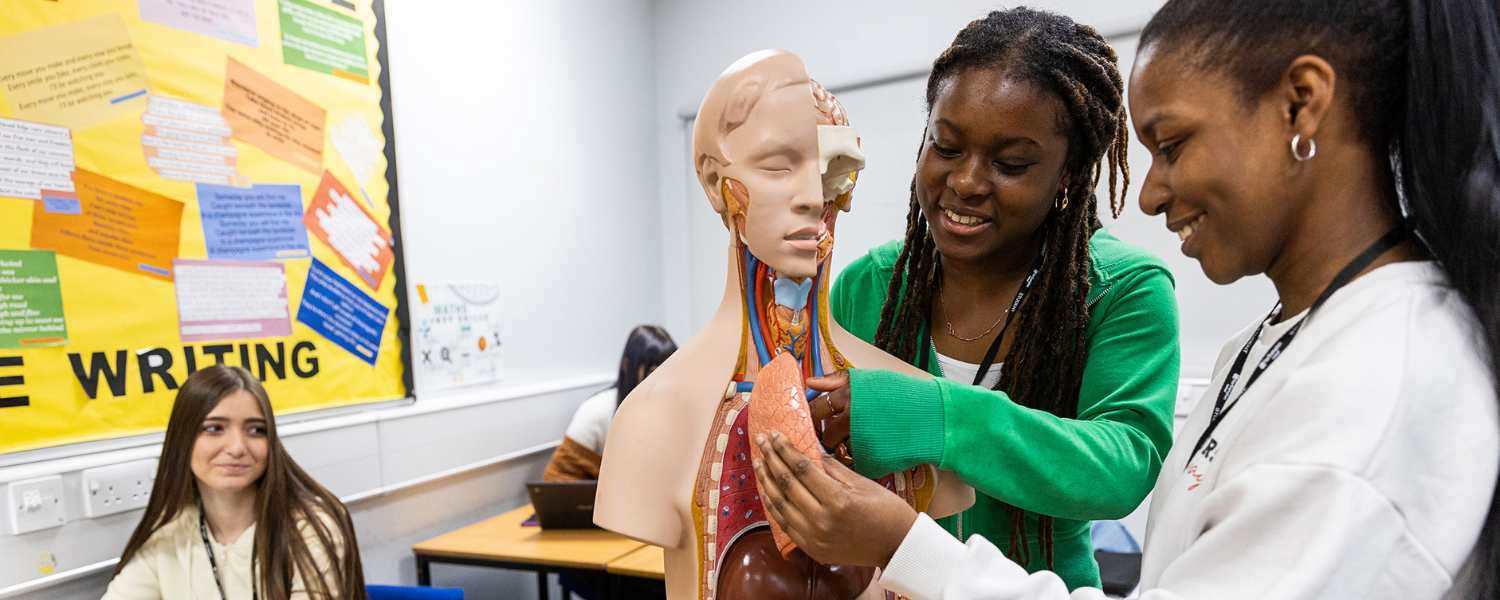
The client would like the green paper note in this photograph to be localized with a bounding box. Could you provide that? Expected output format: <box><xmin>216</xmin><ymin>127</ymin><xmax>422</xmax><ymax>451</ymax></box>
<box><xmin>0</xmin><ymin>250</ymin><xmax>67</xmax><ymax>348</ymax></box>
<box><xmin>279</xmin><ymin>0</ymin><xmax>370</xmax><ymax>83</ymax></box>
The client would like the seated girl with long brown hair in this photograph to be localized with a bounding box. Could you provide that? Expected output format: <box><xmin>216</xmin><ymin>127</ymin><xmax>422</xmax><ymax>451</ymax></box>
<box><xmin>104</xmin><ymin>365</ymin><xmax>366</xmax><ymax>600</ymax></box>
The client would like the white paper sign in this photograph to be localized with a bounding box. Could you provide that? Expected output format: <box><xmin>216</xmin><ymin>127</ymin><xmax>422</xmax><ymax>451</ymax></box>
<box><xmin>412</xmin><ymin>282</ymin><xmax>503</xmax><ymax>391</ymax></box>
<box><xmin>0</xmin><ymin>117</ymin><xmax>73</xmax><ymax>199</ymax></box>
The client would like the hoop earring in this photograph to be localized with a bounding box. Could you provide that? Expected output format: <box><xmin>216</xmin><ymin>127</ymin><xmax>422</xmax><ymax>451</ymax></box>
<box><xmin>1290</xmin><ymin>134</ymin><xmax>1317</xmax><ymax>162</ymax></box>
<box><xmin>1055</xmin><ymin>188</ymin><xmax>1070</xmax><ymax>211</ymax></box>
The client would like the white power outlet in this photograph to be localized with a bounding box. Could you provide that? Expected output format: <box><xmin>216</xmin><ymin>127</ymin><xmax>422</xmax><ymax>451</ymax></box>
<box><xmin>81</xmin><ymin>459</ymin><xmax>157</xmax><ymax>518</ymax></box>
<box><xmin>6</xmin><ymin>475</ymin><xmax>65</xmax><ymax>535</ymax></box>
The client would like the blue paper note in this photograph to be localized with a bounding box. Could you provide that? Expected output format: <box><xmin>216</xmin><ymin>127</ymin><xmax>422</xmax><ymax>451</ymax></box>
<box><xmin>197</xmin><ymin>183</ymin><xmax>310</xmax><ymax>260</ymax></box>
<box><xmin>40</xmin><ymin>192</ymin><xmax>80</xmax><ymax>215</ymax></box>
<box><xmin>297</xmin><ymin>259</ymin><xmax>389</xmax><ymax>365</ymax></box>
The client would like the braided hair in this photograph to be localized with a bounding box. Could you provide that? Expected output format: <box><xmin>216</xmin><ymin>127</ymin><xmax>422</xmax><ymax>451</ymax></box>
<box><xmin>872</xmin><ymin>7</ymin><xmax>1131</xmax><ymax>568</ymax></box>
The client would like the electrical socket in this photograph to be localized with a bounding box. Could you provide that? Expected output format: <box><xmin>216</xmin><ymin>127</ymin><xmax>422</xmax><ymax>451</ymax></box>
<box><xmin>6</xmin><ymin>475</ymin><xmax>65</xmax><ymax>535</ymax></box>
<box><xmin>81</xmin><ymin>459</ymin><xmax>156</xmax><ymax>519</ymax></box>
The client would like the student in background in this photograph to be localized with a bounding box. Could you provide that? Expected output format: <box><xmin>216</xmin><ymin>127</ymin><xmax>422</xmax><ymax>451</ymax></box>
<box><xmin>754</xmin><ymin>0</ymin><xmax>1500</xmax><ymax>598</ymax></box>
<box><xmin>104</xmin><ymin>365</ymin><xmax>365</xmax><ymax>600</ymax></box>
<box><xmin>543</xmin><ymin>324</ymin><xmax>677</xmax><ymax>481</ymax></box>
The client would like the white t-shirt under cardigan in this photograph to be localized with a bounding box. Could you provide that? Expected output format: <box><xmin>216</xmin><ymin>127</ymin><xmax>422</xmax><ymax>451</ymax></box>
<box><xmin>879</xmin><ymin>261</ymin><xmax>1499</xmax><ymax>599</ymax></box>
<box><xmin>565</xmin><ymin>387</ymin><xmax>617</xmax><ymax>455</ymax></box>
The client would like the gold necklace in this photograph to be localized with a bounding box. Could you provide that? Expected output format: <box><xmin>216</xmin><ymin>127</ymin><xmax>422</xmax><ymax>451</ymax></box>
<box><xmin>943</xmin><ymin>298</ymin><xmax>1009</xmax><ymax>342</ymax></box>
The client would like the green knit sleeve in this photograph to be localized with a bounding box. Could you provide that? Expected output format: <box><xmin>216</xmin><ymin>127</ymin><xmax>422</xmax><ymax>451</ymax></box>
<box><xmin>851</xmin><ymin>265</ymin><xmax>1179</xmax><ymax>520</ymax></box>
<box><xmin>829</xmin><ymin>243</ymin><xmax>897</xmax><ymax>342</ymax></box>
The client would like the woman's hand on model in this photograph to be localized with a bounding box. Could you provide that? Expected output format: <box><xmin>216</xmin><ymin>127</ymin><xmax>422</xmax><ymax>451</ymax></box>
<box><xmin>807</xmin><ymin>371</ymin><xmax>853</xmax><ymax>463</ymax></box>
<box><xmin>752</xmin><ymin>431</ymin><xmax>917</xmax><ymax>568</ymax></box>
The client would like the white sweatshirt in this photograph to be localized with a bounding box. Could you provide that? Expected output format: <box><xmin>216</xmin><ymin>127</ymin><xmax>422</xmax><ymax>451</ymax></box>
<box><xmin>879</xmin><ymin>261</ymin><xmax>1499</xmax><ymax>599</ymax></box>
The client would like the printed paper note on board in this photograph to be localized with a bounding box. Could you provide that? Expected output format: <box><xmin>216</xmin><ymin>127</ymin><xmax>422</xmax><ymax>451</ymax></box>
<box><xmin>222</xmin><ymin>57</ymin><xmax>326</xmax><ymax>173</ymax></box>
<box><xmin>197</xmin><ymin>182</ymin><xmax>309</xmax><ymax>260</ymax></box>
<box><xmin>139</xmin><ymin>0</ymin><xmax>260</xmax><ymax>47</ymax></box>
<box><xmin>279</xmin><ymin>0</ymin><xmax>370</xmax><ymax>83</ymax></box>
<box><xmin>0</xmin><ymin>14</ymin><xmax>149</xmax><ymax>130</ymax></box>
<box><xmin>174</xmin><ymin>259</ymin><xmax>291</xmax><ymax>342</ymax></box>
<box><xmin>0</xmin><ymin>117</ymin><xmax>74</xmax><ymax>200</ymax></box>
<box><xmin>329</xmin><ymin>115</ymin><xmax>381</xmax><ymax>189</ymax></box>
<box><xmin>412</xmin><ymin>282</ymin><xmax>503</xmax><ymax>392</ymax></box>
<box><xmin>141</xmin><ymin>95</ymin><xmax>240</xmax><ymax>185</ymax></box>
<box><xmin>304</xmin><ymin>171</ymin><xmax>392</xmax><ymax>290</ymax></box>
<box><xmin>0</xmin><ymin>250</ymin><xmax>68</xmax><ymax>348</ymax></box>
<box><xmin>297</xmin><ymin>258</ymin><xmax>389</xmax><ymax>365</ymax></box>
<box><xmin>30</xmin><ymin>170</ymin><xmax>183</xmax><ymax>281</ymax></box>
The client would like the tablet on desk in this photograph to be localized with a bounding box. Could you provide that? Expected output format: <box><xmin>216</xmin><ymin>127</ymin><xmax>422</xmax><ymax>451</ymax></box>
<box><xmin>526</xmin><ymin>480</ymin><xmax>600</xmax><ymax>530</ymax></box>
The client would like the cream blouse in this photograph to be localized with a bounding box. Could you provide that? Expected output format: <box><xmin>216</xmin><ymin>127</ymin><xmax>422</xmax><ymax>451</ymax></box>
<box><xmin>102</xmin><ymin>503</ymin><xmax>346</xmax><ymax>599</ymax></box>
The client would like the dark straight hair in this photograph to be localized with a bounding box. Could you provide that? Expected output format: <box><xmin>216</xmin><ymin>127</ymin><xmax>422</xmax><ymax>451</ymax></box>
<box><xmin>1142</xmin><ymin>1</ymin><xmax>1500</xmax><ymax>595</ymax></box>
<box><xmin>615</xmin><ymin>325</ymin><xmax>678</xmax><ymax>407</ymax></box>
<box><xmin>113</xmin><ymin>365</ymin><xmax>367</xmax><ymax>600</ymax></box>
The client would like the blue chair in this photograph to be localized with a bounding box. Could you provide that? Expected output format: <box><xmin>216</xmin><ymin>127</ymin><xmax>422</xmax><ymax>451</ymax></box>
<box><xmin>367</xmin><ymin>584</ymin><xmax>464</xmax><ymax>600</ymax></box>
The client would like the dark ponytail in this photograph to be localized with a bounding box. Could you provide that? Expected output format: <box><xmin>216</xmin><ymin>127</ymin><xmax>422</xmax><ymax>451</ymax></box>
<box><xmin>1142</xmin><ymin>0</ymin><xmax>1500</xmax><ymax>594</ymax></box>
<box><xmin>1398</xmin><ymin>3</ymin><xmax>1500</xmax><ymax>595</ymax></box>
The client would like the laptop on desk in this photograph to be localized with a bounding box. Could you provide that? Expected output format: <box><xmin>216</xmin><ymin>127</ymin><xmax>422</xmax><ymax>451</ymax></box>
<box><xmin>526</xmin><ymin>480</ymin><xmax>600</xmax><ymax>530</ymax></box>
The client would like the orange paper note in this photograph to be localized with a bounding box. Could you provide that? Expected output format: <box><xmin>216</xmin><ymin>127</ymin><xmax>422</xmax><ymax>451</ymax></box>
<box><xmin>748</xmin><ymin>352</ymin><xmax>823</xmax><ymax>558</ymax></box>
<box><xmin>304</xmin><ymin>171</ymin><xmax>393</xmax><ymax>290</ymax></box>
<box><xmin>222</xmin><ymin>57</ymin><xmax>326</xmax><ymax>173</ymax></box>
<box><xmin>31</xmin><ymin>170</ymin><xmax>183</xmax><ymax>281</ymax></box>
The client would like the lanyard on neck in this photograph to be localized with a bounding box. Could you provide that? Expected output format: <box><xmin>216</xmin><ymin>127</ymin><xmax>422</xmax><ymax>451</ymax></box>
<box><xmin>1185</xmin><ymin>226</ymin><xmax>1406</xmax><ymax>469</ymax></box>
<box><xmin>919</xmin><ymin>258</ymin><xmax>1042</xmax><ymax>387</ymax></box>
<box><xmin>199</xmin><ymin>506</ymin><xmax>257</xmax><ymax>600</ymax></box>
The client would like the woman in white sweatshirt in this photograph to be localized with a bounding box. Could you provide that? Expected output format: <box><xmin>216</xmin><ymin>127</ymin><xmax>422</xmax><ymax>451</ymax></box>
<box><xmin>103</xmin><ymin>365</ymin><xmax>365</xmax><ymax>600</ymax></box>
<box><xmin>752</xmin><ymin>1</ymin><xmax>1500</xmax><ymax>598</ymax></box>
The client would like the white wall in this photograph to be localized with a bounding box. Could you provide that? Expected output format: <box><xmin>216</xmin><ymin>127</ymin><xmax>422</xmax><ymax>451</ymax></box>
<box><xmin>1</xmin><ymin>0</ymin><xmax>660</xmax><ymax>598</ymax></box>
<box><xmin>651</xmin><ymin>0</ymin><xmax>1275</xmax><ymax>380</ymax></box>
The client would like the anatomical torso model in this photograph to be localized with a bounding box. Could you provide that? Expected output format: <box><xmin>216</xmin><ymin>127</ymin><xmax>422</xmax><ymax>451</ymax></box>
<box><xmin>595</xmin><ymin>50</ymin><xmax>972</xmax><ymax>600</ymax></box>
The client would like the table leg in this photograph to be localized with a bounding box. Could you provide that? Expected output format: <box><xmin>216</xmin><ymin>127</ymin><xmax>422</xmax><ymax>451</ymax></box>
<box><xmin>537</xmin><ymin>570</ymin><xmax>550</xmax><ymax>600</ymax></box>
<box><xmin>598</xmin><ymin>570</ymin><xmax>612</xmax><ymax>600</ymax></box>
<box><xmin>416</xmin><ymin>555</ymin><xmax>432</xmax><ymax>586</ymax></box>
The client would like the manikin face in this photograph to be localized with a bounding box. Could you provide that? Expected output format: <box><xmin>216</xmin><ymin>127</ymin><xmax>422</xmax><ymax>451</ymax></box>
<box><xmin>717</xmin><ymin>82</ymin><xmax>864</xmax><ymax>280</ymax></box>
<box><xmin>190</xmin><ymin>390</ymin><xmax>269</xmax><ymax>496</ymax></box>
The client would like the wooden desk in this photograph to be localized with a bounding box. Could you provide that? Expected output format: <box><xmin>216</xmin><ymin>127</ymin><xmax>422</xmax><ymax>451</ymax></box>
<box><xmin>606</xmin><ymin>545</ymin><xmax>665</xmax><ymax>580</ymax></box>
<box><xmin>413</xmin><ymin>504</ymin><xmax>643</xmax><ymax>600</ymax></box>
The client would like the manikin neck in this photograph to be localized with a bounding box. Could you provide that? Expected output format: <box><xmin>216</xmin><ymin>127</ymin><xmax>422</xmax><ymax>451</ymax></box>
<box><xmin>729</xmin><ymin>246</ymin><xmax>847</xmax><ymax>383</ymax></box>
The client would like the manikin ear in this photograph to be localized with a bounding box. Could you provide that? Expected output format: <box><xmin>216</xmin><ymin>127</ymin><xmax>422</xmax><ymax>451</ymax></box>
<box><xmin>698</xmin><ymin>154</ymin><xmax>728</xmax><ymax>214</ymax></box>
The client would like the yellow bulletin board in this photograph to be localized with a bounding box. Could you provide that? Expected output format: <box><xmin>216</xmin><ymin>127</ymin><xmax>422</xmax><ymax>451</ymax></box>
<box><xmin>0</xmin><ymin>0</ymin><xmax>411</xmax><ymax>454</ymax></box>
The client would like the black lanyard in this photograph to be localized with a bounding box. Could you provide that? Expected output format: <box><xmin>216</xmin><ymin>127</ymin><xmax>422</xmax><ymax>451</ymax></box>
<box><xmin>199</xmin><ymin>508</ymin><xmax>257</xmax><ymax>600</ymax></box>
<box><xmin>1185</xmin><ymin>227</ymin><xmax>1406</xmax><ymax>468</ymax></box>
<box><xmin>918</xmin><ymin>259</ymin><xmax>1041</xmax><ymax>387</ymax></box>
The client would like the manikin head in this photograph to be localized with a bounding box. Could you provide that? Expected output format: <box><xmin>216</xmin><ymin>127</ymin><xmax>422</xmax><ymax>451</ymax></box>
<box><xmin>693</xmin><ymin>50</ymin><xmax>864</xmax><ymax>280</ymax></box>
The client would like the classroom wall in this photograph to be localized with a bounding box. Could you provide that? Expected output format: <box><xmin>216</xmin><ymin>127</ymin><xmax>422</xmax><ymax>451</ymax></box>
<box><xmin>0</xmin><ymin>0</ymin><xmax>659</xmax><ymax>598</ymax></box>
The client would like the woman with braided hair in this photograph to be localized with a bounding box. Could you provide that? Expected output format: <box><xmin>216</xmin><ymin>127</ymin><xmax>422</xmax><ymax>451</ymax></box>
<box><xmin>771</xmin><ymin>6</ymin><xmax>1182</xmax><ymax>592</ymax></box>
<box><xmin>755</xmin><ymin>0</ymin><xmax>1500</xmax><ymax>598</ymax></box>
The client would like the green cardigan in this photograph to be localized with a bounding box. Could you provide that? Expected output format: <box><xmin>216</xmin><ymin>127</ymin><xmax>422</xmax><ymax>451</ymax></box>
<box><xmin>830</xmin><ymin>229</ymin><xmax>1179</xmax><ymax>590</ymax></box>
